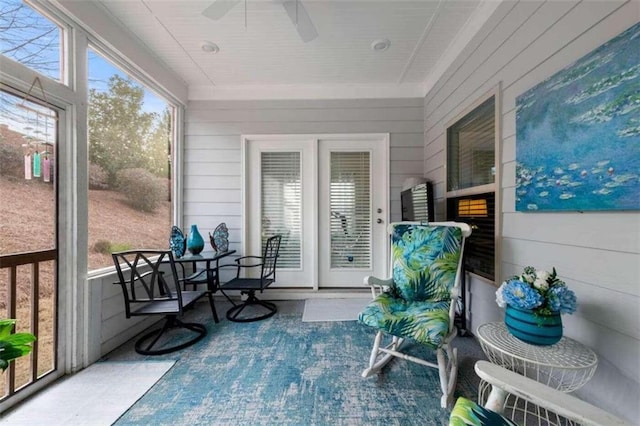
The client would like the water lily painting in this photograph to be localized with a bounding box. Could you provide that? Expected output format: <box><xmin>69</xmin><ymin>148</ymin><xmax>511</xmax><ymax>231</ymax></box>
<box><xmin>515</xmin><ymin>22</ymin><xmax>639</xmax><ymax>212</ymax></box>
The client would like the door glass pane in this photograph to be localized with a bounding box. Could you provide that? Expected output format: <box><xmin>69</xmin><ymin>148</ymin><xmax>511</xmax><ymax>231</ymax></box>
<box><xmin>330</xmin><ymin>152</ymin><xmax>371</xmax><ymax>268</ymax></box>
<box><xmin>0</xmin><ymin>88</ymin><xmax>57</xmax><ymax>398</ymax></box>
<box><xmin>0</xmin><ymin>90</ymin><xmax>57</xmax><ymax>252</ymax></box>
<box><xmin>261</xmin><ymin>152</ymin><xmax>301</xmax><ymax>268</ymax></box>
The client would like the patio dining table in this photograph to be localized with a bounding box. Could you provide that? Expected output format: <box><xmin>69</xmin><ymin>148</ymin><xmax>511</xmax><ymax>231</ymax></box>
<box><xmin>172</xmin><ymin>249</ymin><xmax>236</xmax><ymax>322</ymax></box>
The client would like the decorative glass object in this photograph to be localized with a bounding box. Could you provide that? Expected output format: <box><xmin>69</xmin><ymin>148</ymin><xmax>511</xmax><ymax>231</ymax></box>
<box><xmin>186</xmin><ymin>224</ymin><xmax>204</xmax><ymax>255</ymax></box>
<box><xmin>211</xmin><ymin>223</ymin><xmax>229</xmax><ymax>252</ymax></box>
<box><xmin>169</xmin><ymin>226</ymin><xmax>186</xmax><ymax>258</ymax></box>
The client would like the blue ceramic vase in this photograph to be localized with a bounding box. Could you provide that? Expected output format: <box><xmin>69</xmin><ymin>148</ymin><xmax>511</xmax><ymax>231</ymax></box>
<box><xmin>505</xmin><ymin>305</ymin><xmax>562</xmax><ymax>346</ymax></box>
<box><xmin>186</xmin><ymin>224</ymin><xmax>204</xmax><ymax>255</ymax></box>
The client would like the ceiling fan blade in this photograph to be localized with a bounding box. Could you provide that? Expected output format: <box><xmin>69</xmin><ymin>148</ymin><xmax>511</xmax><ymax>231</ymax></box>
<box><xmin>282</xmin><ymin>0</ymin><xmax>318</xmax><ymax>43</ymax></box>
<box><xmin>202</xmin><ymin>0</ymin><xmax>241</xmax><ymax>20</ymax></box>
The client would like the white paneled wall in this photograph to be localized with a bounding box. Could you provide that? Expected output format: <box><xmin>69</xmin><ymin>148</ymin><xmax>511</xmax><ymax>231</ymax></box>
<box><xmin>184</xmin><ymin>98</ymin><xmax>425</xmax><ymax>255</ymax></box>
<box><xmin>424</xmin><ymin>0</ymin><xmax>639</xmax><ymax>421</ymax></box>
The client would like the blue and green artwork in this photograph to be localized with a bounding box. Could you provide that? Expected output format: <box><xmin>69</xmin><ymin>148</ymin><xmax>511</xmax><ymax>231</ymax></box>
<box><xmin>515</xmin><ymin>22</ymin><xmax>640</xmax><ymax>212</ymax></box>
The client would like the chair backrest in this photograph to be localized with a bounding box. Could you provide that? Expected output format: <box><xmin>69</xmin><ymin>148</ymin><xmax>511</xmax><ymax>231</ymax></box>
<box><xmin>389</xmin><ymin>222</ymin><xmax>470</xmax><ymax>302</ymax></box>
<box><xmin>260</xmin><ymin>234</ymin><xmax>282</xmax><ymax>282</ymax></box>
<box><xmin>112</xmin><ymin>250</ymin><xmax>183</xmax><ymax>317</ymax></box>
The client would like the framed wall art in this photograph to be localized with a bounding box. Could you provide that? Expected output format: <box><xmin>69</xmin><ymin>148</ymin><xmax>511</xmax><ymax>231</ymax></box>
<box><xmin>515</xmin><ymin>22</ymin><xmax>639</xmax><ymax>212</ymax></box>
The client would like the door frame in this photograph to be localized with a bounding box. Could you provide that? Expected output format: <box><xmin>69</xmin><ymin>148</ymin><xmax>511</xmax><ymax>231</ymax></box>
<box><xmin>0</xmin><ymin>78</ymin><xmax>70</xmax><ymax>412</ymax></box>
<box><xmin>241</xmin><ymin>133</ymin><xmax>389</xmax><ymax>291</ymax></box>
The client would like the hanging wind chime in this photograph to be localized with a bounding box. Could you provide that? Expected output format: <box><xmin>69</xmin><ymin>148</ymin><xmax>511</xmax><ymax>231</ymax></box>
<box><xmin>17</xmin><ymin>76</ymin><xmax>57</xmax><ymax>183</ymax></box>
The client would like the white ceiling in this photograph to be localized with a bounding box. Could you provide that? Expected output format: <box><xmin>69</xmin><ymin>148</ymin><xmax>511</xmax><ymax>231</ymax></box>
<box><xmin>93</xmin><ymin>0</ymin><xmax>492</xmax><ymax>99</ymax></box>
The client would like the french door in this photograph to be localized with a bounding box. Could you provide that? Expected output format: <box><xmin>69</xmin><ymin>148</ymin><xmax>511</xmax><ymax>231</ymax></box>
<box><xmin>244</xmin><ymin>134</ymin><xmax>388</xmax><ymax>289</ymax></box>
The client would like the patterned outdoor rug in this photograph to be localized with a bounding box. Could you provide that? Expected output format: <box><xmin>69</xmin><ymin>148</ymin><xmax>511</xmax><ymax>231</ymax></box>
<box><xmin>110</xmin><ymin>301</ymin><xmax>484</xmax><ymax>425</ymax></box>
<box><xmin>302</xmin><ymin>298</ymin><xmax>372</xmax><ymax>322</ymax></box>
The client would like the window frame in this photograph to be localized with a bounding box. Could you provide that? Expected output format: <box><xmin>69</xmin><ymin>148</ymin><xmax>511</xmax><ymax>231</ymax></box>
<box><xmin>444</xmin><ymin>85</ymin><xmax>501</xmax><ymax>285</ymax></box>
<box><xmin>0</xmin><ymin>0</ymin><xmax>70</xmax><ymax>85</ymax></box>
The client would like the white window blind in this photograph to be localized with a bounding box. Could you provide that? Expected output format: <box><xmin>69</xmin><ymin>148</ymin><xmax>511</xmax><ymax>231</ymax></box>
<box><xmin>261</xmin><ymin>152</ymin><xmax>301</xmax><ymax>269</ymax></box>
<box><xmin>447</xmin><ymin>97</ymin><xmax>495</xmax><ymax>191</ymax></box>
<box><xmin>330</xmin><ymin>151</ymin><xmax>371</xmax><ymax>268</ymax></box>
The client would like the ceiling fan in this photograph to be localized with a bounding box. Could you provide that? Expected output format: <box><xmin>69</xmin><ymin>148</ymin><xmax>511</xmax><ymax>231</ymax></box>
<box><xmin>202</xmin><ymin>0</ymin><xmax>318</xmax><ymax>43</ymax></box>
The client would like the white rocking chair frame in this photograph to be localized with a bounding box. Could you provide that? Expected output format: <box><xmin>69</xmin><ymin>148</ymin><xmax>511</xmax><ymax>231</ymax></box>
<box><xmin>361</xmin><ymin>221</ymin><xmax>471</xmax><ymax>408</ymax></box>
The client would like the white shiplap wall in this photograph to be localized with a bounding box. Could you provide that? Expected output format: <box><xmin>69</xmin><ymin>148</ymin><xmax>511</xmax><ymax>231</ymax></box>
<box><xmin>87</xmin><ymin>98</ymin><xmax>423</xmax><ymax>361</ymax></box>
<box><xmin>423</xmin><ymin>0</ymin><xmax>640</xmax><ymax>421</ymax></box>
<box><xmin>184</xmin><ymin>98</ymin><xmax>425</xmax><ymax>256</ymax></box>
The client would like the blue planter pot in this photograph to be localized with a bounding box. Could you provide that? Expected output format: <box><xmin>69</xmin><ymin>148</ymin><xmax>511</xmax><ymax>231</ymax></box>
<box><xmin>505</xmin><ymin>305</ymin><xmax>562</xmax><ymax>346</ymax></box>
<box><xmin>186</xmin><ymin>224</ymin><xmax>205</xmax><ymax>255</ymax></box>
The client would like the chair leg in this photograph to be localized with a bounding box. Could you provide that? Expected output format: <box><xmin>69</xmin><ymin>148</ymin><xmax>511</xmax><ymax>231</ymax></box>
<box><xmin>362</xmin><ymin>332</ymin><xmax>400</xmax><ymax>378</ymax></box>
<box><xmin>134</xmin><ymin>316</ymin><xmax>207</xmax><ymax>356</ymax></box>
<box><xmin>207</xmin><ymin>291</ymin><xmax>219</xmax><ymax>323</ymax></box>
<box><xmin>436</xmin><ymin>342</ymin><xmax>458</xmax><ymax>408</ymax></box>
<box><xmin>225</xmin><ymin>290</ymin><xmax>277</xmax><ymax>322</ymax></box>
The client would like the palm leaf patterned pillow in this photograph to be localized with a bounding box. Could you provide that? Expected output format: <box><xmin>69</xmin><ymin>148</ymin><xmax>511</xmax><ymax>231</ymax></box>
<box><xmin>391</xmin><ymin>224</ymin><xmax>463</xmax><ymax>302</ymax></box>
<box><xmin>449</xmin><ymin>397</ymin><xmax>517</xmax><ymax>426</ymax></box>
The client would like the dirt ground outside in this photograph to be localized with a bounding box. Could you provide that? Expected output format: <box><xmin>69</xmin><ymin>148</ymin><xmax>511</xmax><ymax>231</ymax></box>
<box><xmin>0</xmin><ymin>174</ymin><xmax>170</xmax><ymax>396</ymax></box>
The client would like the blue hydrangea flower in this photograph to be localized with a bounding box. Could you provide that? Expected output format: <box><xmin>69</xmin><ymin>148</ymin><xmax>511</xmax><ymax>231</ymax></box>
<box><xmin>502</xmin><ymin>279</ymin><xmax>543</xmax><ymax>310</ymax></box>
<box><xmin>548</xmin><ymin>285</ymin><xmax>578</xmax><ymax>314</ymax></box>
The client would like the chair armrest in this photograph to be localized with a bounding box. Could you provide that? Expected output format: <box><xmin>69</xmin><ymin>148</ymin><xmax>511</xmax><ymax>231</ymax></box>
<box><xmin>363</xmin><ymin>276</ymin><xmax>393</xmax><ymax>287</ymax></box>
<box><xmin>474</xmin><ymin>361</ymin><xmax>630</xmax><ymax>426</ymax></box>
<box><xmin>363</xmin><ymin>276</ymin><xmax>393</xmax><ymax>298</ymax></box>
<box><xmin>235</xmin><ymin>257</ymin><xmax>264</xmax><ymax>268</ymax></box>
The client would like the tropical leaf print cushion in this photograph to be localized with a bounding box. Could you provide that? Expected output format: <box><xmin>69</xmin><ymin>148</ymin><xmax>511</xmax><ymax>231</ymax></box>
<box><xmin>391</xmin><ymin>224</ymin><xmax>463</xmax><ymax>302</ymax></box>
<box><xmin>358</xmin><ymin>224</ymin><xmax>464</xmax><ymax>347</ymax></box>
<box><xmin>449</xmin><ymin>397</ymin><xmax>517</xmax><ymax>426</ymax></box>
<box><xmin>358</xmin><ymin>292</ymin><xmax>450</xmax><ymax>349</ymax></box>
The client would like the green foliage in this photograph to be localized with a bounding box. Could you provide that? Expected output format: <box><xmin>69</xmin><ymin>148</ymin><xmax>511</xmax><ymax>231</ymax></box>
<box><xmin>93</xmin><ymin>240</ymin><xmax>111</xmax><ymax>254</ymax></box>
<box><xmin>89</xmin><ymin>162</ymin><xmax>109</xmax><ymax>190</ymax></box>
<box><xmin>88</xmin><ymin>75</ymin><xmax>171</xmax><ymax>185</ymax></box>
<box><xmin>93</xmin><ymin>240</ymin><xmax>132</xmax><ymax>254</ymax></box>
<box><xmin>110</xmin><ymin>242</ymin><xmax>133</xmax><ymax>252</ymax></box>
<box><xmin>116</xmin><ymin>168</ymin><xmax>166</xmax><ymax>212</ymax></box>
<box><xmin>0</xmin><ymin>319</ymin><xmax>36</xmax><ymax>372</ymax></box>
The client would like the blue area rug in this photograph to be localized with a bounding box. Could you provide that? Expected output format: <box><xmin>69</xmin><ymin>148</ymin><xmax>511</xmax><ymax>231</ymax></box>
<box><xmin>112</xmin><ymin>302</ymin><xmax>482</xmax><ymax>425</ymax></box>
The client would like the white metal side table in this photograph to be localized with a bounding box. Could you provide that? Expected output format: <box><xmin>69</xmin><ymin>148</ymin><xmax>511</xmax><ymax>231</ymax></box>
<box><xmin>476</xmin><ymin>322</ymin><xmax>598</xmax><ymax>423</ymax></box>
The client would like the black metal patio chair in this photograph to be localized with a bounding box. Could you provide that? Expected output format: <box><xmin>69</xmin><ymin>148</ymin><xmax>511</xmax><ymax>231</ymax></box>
<box><xmin>218</xmin><ymin>234</ymin><xmax>282</xmax><ymax>322</ymax></box>
<box><xmin>112</xmin><ymin>250</ymin><xmax>216</xmax><ymax>355</ymax></box>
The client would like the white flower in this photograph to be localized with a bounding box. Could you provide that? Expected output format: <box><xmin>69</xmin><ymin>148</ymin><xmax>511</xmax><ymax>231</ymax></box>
<box><xmin>533</xmin><ymin>277</ymin><xmax>549</xmax><ymax>290</ymax></box>
<box><xmin>533</xmin><ymin>269</ymin><xmax>551</xmax><ymax>290</ymax></box>
<box><xmin>536</xmin><ymin>270</ymin><xmax>551</xmax><ymax>282</ymax></box>
<box><xmin>521</xmin><ymin>272</ymin><xmax>535</xmax><ymax>284</ymax></box>
<box><xmin>495</xmin><ymin>283</ymin><xmax>507</xmax><ymax>308</ymax></box>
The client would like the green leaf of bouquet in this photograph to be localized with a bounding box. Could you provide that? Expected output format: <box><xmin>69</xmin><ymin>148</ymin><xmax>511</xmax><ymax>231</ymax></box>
<box><xmin>6</xmin><ymin>333</ymin><xmax>36</xmax><ymax>345</ymax></box>
<box><xmin>0</xmin><ymin>319</ymin><xmax>17</xmax><ymax>340</ymax></box>
<box><xmin>0</xmin><ymin>345</ymin><xmax>31</xmax><ymax>362</ymax></box>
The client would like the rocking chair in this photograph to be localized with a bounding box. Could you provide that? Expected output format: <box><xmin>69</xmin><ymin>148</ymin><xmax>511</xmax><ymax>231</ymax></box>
<box><xmin>358</xmin><ymin>221</ymin><xmax>471</xmax><ymax>408</ymax></box>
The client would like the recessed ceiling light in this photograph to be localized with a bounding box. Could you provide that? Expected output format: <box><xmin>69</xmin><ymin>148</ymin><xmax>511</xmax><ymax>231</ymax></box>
<box><xmin>371</xmin><ymin>39</ymin><xmax>391</xmax><ymax>52</ymax></box>
<box><xmin>201</xmin><ymin>41</ymin><xmax>219</xmax><ymax>54</ymax></box>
